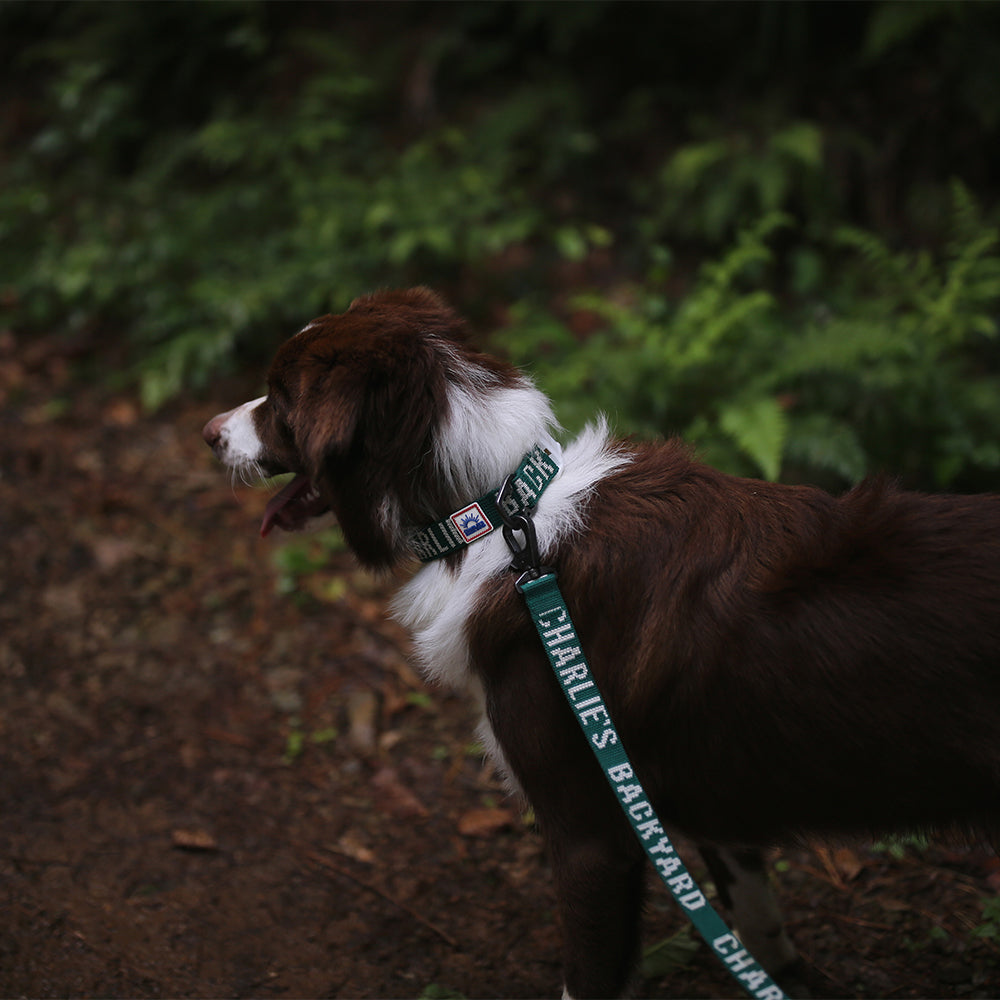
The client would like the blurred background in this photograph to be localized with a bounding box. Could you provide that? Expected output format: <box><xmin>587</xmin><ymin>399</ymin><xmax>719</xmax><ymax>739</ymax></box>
<box><xmin>4</xmin><ymin>0</ymin><xmax>1000</xmax><ymax>489</ymax></box>
<box><xmin>5</xmin><ymin>4</ymin><xmax>1000</xmax><ymax>998</ymax></box>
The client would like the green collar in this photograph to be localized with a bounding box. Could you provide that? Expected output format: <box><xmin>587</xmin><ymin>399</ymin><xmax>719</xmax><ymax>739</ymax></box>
<box><xmin>409</xmin><ymin>444</ymin><xmax>560</xmax><ymax>562</ymax></box>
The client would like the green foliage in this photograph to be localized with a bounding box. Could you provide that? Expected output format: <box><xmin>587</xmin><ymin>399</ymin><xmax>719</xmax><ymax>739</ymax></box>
<box><xmin>283</xmin><ymin>719</ymin><xmax>339</xmax><ymax>765</ymax></box>
<box><xmin>418</xmin><ymin>986</ymin><xmax>465</xmax><ymax>1000</ymax></box>
<box><xmin>272</xmin><ymin>526</ymin><xmax>348</xmax><ymax>600</ymax></box>
<box><xmin>641</xmin><ymin>927</ymin><xmax>700</xmax><ymax>979</ymax></box>
<box><xmin>4</xmin><ymin>2</ymin><xmax>1000</xmax><ymax>491</ymax></box>
<box><xmin>651</xmin><ymin>118</ymin><xmax>830</xmax><ymax>243</ymax></box>
<box><xmin>510</xmin><ymin>189</ymin><xmax>1000</xmax><ymax>491</ymax></box>
<box><xmin>1</xmin><ymin>16</ymin><xmax>588</xmax><ymax>406</ymax></box>
<box><xmin>781</xmin><ymin>191</ymin><xmax>1000</xmax><ymax>488</ymax></box>
<box><xmin>508</xmin><ymin>214</ymin><xmax>800</xmax><ymax>480</ymax></box>
<box><xmin>872</xmin><ymin>833</ymin><xmax>930</xmax><ymax>861</ymax></box>
<box><xmin>973</xmin><ymin>897</ymin><xmax>1000</xmax><ymax>941</ymax></box>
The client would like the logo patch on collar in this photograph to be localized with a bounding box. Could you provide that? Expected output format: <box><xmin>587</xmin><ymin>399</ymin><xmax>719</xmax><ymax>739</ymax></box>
<box><xmin>450</xmin><ymin>502</ymin><xmax>493</xmax><ymax>543</ymax></box>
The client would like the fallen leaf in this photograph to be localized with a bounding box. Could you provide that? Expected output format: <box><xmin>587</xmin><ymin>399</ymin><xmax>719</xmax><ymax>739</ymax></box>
<box><xmin>832</xmin><ymin>846</ymin><xmax>865</xmax><ymax>882</ymax></box>
<box><xmin>203</xmin><ymin>726</ymin><xmax>254</xmax><ymax>748</ymax></box>
<box><xmin>334</xmin><ymin>833</ymin><xmax>376</xmax><ymax>865</ymax></box>
<box><xmin>44</xmin><ymin>692</ymin><xmax>98</xmax><ymax>735</ymax></box>
<box><xmin>92</xmin><ymin>536</ymin><xmax>140</xmax><ymax>571</ymax></box>
<box><xmin>371</xmin><ymin>767</ymin><xmax>428</xmax><ymax>819</ymax></box>
<box><xmin>878</xmin><ymin>898</ymin><xmax>912</xmax><ymax>912</ymax></box>
<box><xmin>104</xmin><ymin>398</ymin><xmax>140</xmax><ymax>426</ymax></box>
<box><xmin>457</xmin><ymin>807</ymin><xmax>514</xmax><ymax>837</ymax></box>
<box><xmin>814</xmin><ymin>843</ymin><xmax>864</xmax><ymax>887</ymax></box>
<box><xmin>347</xmin><ymin>688</ymin><xmax>379</xmax><ymax>755</ymax></box>
<box><xmin>42</xmin><ymin>583</ymin><xmax>85</xmax><ymax>618</ymax></box>
<box><xmin>172</xmin><ymin>828</ymin><xmax>219</xmax><ymax>852</ymax></box>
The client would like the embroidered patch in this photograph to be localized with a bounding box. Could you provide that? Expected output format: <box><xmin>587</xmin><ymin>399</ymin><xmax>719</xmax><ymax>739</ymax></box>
<box><xmin>450</xmin><ymin>502</ymin><xmax>494</xmax><ymax>543</ymax></box>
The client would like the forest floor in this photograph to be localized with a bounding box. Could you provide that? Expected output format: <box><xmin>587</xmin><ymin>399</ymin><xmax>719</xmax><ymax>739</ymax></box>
<box><xmin>4</xmin><ymin>331</ymin><xmax>1000</xmax><ymax>999</ymax></box>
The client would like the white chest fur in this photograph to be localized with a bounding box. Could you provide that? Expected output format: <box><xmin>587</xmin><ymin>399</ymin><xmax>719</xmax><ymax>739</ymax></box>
<box><xmin>391</xmin><ymin>420</ymin><xmax>630</xmax><ymax>701</ymax></box>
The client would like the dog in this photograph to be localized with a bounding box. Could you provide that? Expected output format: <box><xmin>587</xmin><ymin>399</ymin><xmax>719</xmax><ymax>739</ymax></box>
<box><xmin>203</xmin><ymin>287</ymin><xmax>1000</xmax><ymax>998</ymax></box>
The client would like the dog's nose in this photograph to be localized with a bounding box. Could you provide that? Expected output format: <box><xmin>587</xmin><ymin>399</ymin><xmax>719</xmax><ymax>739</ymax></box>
<box><xmin>202</xmin><ymin>412</ymin><xmax>228</xmax><ymax>450</ymax></box>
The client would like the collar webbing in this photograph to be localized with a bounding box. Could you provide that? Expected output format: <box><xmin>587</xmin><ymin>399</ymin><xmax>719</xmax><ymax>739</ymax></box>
<box><xmin>409</xmin><ymin>445</ymin><xmax>560</xmax><ymax>563</ymax></box>
<box><xmin>518</xmin><ymin>571</ymin><xmax>787</xmax><ymax>1000</ymax></box>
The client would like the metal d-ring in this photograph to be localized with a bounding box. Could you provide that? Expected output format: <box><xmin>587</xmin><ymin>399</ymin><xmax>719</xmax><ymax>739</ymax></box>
<box><xmin>496</xmin><ymin>475</ymin><xmax>542</xmax><ymax>576</ymax></box>
<box><xmin>503</xmin><ymin>512</ymin><xmax>541</xmax><ymax>573</ymax></box>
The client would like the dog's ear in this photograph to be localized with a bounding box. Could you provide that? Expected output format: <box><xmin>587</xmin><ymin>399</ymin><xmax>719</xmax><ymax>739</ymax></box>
<box><xmin>290</xmin><ymin>366</ymin><xmax>366</xmax><ymax>477</ymax></box>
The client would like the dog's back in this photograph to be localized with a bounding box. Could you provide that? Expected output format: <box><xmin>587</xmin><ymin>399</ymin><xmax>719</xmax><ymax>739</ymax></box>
<box><xmin>472</xmin><ymin>443</ymin><xmax>1000</xmax><ymax>846</ymax></box>
<box><xmin>205</xmin><ymin>288</ymin><xmax>1000</xmax><ymax>997</ymax></box>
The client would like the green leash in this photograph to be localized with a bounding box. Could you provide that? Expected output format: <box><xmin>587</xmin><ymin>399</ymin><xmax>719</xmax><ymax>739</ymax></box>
<box><xmin>413</xmin><ymin>449</ymin><xmax>786</xmax><ymax>999</ymax></box>
<box><xmin>516</xmin><ymin>571</ymin><xmax>786</xmax><ymax>1000</ymax></box>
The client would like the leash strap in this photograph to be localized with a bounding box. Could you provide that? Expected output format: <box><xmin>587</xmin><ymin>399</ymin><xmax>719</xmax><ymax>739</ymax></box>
<box><xmin>518</xmin><ymin>571</ymin><xmax>786</xmax><ymax>1000</ymax></box>
<box><xmin>409</xmin><ymin>445</ymin><xmax>560</xmax><ymax>562</ymax></box>
<box><xmin>411</xmin><ymin>447</ymin><xmax>786</xmax><ymax>997</ymax></box>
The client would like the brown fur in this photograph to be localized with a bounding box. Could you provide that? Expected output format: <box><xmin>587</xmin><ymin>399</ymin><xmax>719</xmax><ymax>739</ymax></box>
<box><xmin>251</xmin><ymin>288</ymin><xmax>520</xmax><ymax>565</ymax></box>
<box><xmin>207</xmin><ymin>289</ymin><xmax>1000</xmax><ymax>998</ymax></box>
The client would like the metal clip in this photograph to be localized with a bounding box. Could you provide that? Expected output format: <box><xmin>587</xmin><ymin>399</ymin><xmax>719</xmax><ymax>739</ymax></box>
<box><xmin>503</xmin><ymin>511</ymin><xmax>540</xmax><ymax>572</ymax></box>
<box><xmin>497</xmin><ymin>475</ymin><xmax>551</xmax><ymax>588</ymax></box>
<box><xmin>495</xmin><ymin>473</ymin><xmax>522</xmax><ymax>530</ymax></box>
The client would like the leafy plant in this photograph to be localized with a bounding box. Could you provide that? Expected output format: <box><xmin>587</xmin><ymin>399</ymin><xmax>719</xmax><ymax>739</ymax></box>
<box><xmin>506</xmin><ymin>213</ymin><xmax>798</xmax><ymax>480</ymax></box>
<box><xmin>1</xmin><ymin>19</ymin><xmax>594</xmax><ymax>407</ymax></box>
<box><xmin>872</xmin><ymin>833</ymin><xmax>930</xmax><ymax>861</ymax></box>
<box><xmin>5</xmin><ymin>1</ymin><xmax>1000</xmax><ymax>501</ymax></box>
<box><xmin>418</xmin><ymin>985</ymin><xmax>465</xmax><ymax>1000</ymax></box>
<box><xmin>272</xmin><ymin>527</ymin><xmax>348</xmax><ymax>599</ymax></box>
<box><xmin>779</xmin><ymin>184</ymin><xmax>1000</xmax><ymax>488</ymax></box>
<box><xmin>641</xmin><ymin>927</ymin><xmax>700</xmax><ymax>979</ymax></box>
<box><xmin>973</xmin><ymin>897</ymin><xmax>1000</xmax><ymax>942</ymax></box>
<box><xmin>650</xmin><ymin>118</ymin><xmax>830</xmax><ymax>243</ymax></box>
<box><xmin>507</xmin><ymin>187</ymin><xmax>1000</xmax><ymax>492</ymax></box>
<box><xmin>283</xmin><ymin>718</ymin><xmax>339</xmax><ymax>764</ymax></box>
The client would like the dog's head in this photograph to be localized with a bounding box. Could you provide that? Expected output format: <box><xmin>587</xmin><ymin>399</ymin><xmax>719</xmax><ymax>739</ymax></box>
<box><xmin>203</xmin><ymin>288</ymin><xmax>554</xmax><ymax>567</ymax></box>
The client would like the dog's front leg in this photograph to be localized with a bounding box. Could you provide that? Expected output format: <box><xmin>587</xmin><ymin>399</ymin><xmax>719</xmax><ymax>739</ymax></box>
<box><xmin>479</xmin><ymin>645</ymin><xmax>647</xmax><ymax>997</ymax></box>
<box><xmin>548</xmin><ymin>832</ymin><xmax>646</xmax><ymax>999</ymax></box>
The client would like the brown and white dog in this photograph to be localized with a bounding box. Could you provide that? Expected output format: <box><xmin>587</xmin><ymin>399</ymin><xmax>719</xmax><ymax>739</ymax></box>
<box><xmin>203</xmin><ymin>287</ymin><xmax>1000</xmax><ymax>998</ymax></box>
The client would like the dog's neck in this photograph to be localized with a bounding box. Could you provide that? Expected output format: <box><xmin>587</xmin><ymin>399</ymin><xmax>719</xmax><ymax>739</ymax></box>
<box><xmin>377</xmin><ymin>375</ymin><xmax>560</xmax><ymax>565</ymax></box>
<box><xmin>408</xmin><ymin>440</ymin><xmax>563</xmax><ymax>562</ymax></box>
<box><xmin>432</xmin><ymin>376</ymin><xmax>560</xmax><ymax>502</ymax></box>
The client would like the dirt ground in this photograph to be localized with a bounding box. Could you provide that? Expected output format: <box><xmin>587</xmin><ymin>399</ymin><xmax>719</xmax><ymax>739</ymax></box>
<box><xmin>4</xmin><ymin>332</ymin><xmax>1000</xmax><ymax>999</ymax></box>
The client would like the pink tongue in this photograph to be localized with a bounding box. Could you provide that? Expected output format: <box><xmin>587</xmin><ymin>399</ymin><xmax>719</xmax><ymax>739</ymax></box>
<box><xmin>260</xmin><ymin>475</ymin><xmax>326</xmax><ymax>537</ymax></box>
